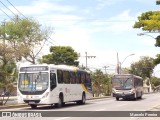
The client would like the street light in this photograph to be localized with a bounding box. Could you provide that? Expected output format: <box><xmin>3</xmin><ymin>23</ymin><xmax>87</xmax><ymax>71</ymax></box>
<box><xmin>137</xmin><ymin>33</ymin><xmax>156</xmax><ymax>39</ymax></box>
<box><xmin>117</xmin><ymin>53</ymin><xmax>135</xmax><ymax>74</ymax></box>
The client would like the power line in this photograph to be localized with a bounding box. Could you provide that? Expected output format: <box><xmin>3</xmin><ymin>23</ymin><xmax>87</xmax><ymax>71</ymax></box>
<box><xmin>6</xmin><ymin>0</ymin><xmax>28</xmax><ymax>19</ymax></box>
<box><xmin>0</xmin><ymin>8</ymin><xmax>15</xmax><ymax>21</ymax></box>
<box><xmin>0</xmin><ymin>0</ymin><xmax>18</xmax><ymax>18</ymax></box>
<box><xmin>48</xmin><ymin>36</ymin><xmax>60</xmax><ymax>46</ymax></box>
<box><xmin>37</xmin><ymin>18</ymin><xmax>136</xmax><ymax>22</ymax></box>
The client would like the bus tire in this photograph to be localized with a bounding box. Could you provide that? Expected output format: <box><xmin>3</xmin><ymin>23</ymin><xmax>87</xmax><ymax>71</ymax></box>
<box><xmin>134</xmin><ymin>93</ymin><xmax>137</xmax><ymax>100</ymax></box>
<box><xmin>138</xmin><ymin>92</ymin><xmax>142</xmax><ymax>99</ymax></box>
<box><xmin>81</xmin><ymin>93</ymin><xmax>86</xmax><ymax>104</ymax></box>
<box><xmin>116</xmin><ymin>97</ymin><xmax>119</xmax><ymax>101</ymax></box>
<box><xmin>139</xmin><ymin>96</ymin><xmax>142</xmax><ymax>99</ymax></box>
<box><xmin>30</xmin><ymin>104</ymin><xmax>37</xmax><ymax>109</ymax></box>
<box><xmin>55</xmin><ymin>94</ymin><xmax>63</xmax><ymax>108</ymax></box>
<box><xmin>77</xmin><ymin>92</ymin><xmax>86</xmax><ymax>105</ymax></box>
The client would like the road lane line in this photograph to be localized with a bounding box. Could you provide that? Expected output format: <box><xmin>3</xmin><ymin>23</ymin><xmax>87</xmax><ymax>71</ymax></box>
<box><xmin>95</xmin><ymin>108</ymin><xmax>106</xmax><ymax>111</ymax></box>
<box><xmin>116</xmin><ymin>103</ymin><xmax>127</xmax><ymax>107</ymax></box>
<box><xmin>54</xmin><ymin>117</ymin><xmax>71</xmax><ymax>120</ymax></box>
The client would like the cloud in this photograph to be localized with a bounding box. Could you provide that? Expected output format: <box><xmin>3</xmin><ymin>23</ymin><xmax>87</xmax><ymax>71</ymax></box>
<box><xmin>9</xmin><ymin>0</ymin><xmax>76</xmax><ymax>16</ymax></box>
<box><xmin>105</xmin><ymin>10</ymin><xmax>136</xmax><ymax>34</ymax></box>
<box><xmin>96</xmin><ymin>0</ymin><xmax>125</xmax><ymax>10</ymax></box>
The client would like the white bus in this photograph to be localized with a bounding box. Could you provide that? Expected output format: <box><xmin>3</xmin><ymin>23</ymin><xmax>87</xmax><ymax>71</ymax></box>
<box><xmin>112</xmin><ymin>74</ymin><xmax>143</xmax><ymax>101</ymax></box>
<box><xmin>17</xmin><ymin>64</ymin><xmax>92</xmax><ymax>108</ymax></box>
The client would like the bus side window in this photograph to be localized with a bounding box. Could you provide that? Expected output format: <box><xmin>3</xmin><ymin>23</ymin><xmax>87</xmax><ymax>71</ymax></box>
<box><xmin>63</xmin><ymin>71</ymin><xmax>70</xmax><ymax>84</ymax></box>
<box><xmin>70</xmin><ymin>72</ymin><xmax>76</xmax><ymax>84</ymax></box>
<box><xmin>134</xmin><ymin>78</ymin><xmax>138</xmax><ymax>87</ymax></box>
<box><xmin>76</xmin><ymin>72</ymin><xmax>81</xmax><ymax>84</ymax></box>
<box><xmin>81</xmin><ymin>73</ymin><xmax>85</xmax><ymax>84</ymax></box>
<box><xmin>75</xmin><ymin>72</ymin><xmax>80</xmax><ymax>84</ymax></box>
<box><xmin>50</xmin><ymin>73</ymin><xmax>57</xmax><ymax>90</ymax></box>
<box><xmin>57</xmin><ymin>70</ymin><xmax>63</xmax><ymax>83</ymax></box>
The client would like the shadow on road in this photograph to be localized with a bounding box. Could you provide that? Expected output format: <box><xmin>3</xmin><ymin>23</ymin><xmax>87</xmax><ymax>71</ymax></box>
<box><xmin>26</xmin><ymin>102</ymin><xmax>93</xmax><ymax>110</ymax></box>
<box><xmin>115</xmin><ymin>97</ymin><xmax>146</xmax><ymax>101</ymax></box>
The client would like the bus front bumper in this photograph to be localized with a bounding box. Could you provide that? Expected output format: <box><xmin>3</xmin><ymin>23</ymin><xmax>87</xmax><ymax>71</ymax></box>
<box><xmin>113</xmin><ymin>93</ymin><xmax>135</xmax><ymax>99</ymax></box>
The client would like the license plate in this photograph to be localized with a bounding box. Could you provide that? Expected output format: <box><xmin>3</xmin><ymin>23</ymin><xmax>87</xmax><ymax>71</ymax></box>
<box><xmin>29</xmin><ymin>101</ymin><xmax>35</xmax><ymax>104</ymax></box>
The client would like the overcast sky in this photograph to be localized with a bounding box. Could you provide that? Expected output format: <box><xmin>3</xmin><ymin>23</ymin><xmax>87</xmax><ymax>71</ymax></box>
<box><xmin>0</xmin><ymin>0</ymin><xmax>160</xmax><ymax>76</ymax></box>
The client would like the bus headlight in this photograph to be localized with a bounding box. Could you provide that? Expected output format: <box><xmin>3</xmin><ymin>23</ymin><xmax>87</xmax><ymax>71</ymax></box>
<box><xmin>130</xmin><ymin>89</ymin><xmax>135</xmax><ymax>94</ymax></box>
<box><xmin>112</xmin><ymin>88</ymin><xmax>117</xmax><ymax>93</ymax></box>
<box><xmin>42</xmin><ymin>92</ymin><xmax>49</xmax><ymax>99</ymax></box>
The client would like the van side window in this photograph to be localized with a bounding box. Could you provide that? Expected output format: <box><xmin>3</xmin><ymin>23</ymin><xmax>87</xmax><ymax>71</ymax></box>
<box><xmin>57</xmin><ymin>70</ymin><xmax>63</xmax><ymax>83</ymax></box>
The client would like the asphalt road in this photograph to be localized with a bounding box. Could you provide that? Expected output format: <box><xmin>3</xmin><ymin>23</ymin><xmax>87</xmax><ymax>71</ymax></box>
<box><xmin>0</xmin><ymin>93</ymin><xmax>160</xmax><ymax>120</ymax></box>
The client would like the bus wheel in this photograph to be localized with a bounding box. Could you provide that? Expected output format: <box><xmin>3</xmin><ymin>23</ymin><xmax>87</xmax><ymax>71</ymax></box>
<box><xmin>139</xmin><ymin>92</ymin><xmax>142</xmax><ymax>99</ymax></box>
<box><xmin>134</xmin><ymin>93</ymin><xmax>137</xmax><ymax>100</ymax></box>
<box><xmin>55</xmin><ymin>94</ymin><xmax>63</xmax><ymax>108</ymax></box>
<box><xmin>30</xmin><ymin>104</ymin><xmax>37</xmax><ymax>109</ymax></box>
<box><xmin>116</xmin><ymin>97</ymin><xmax>119</xmax><ymax>101</ymax></box>
<box><xmin>81</xmin><ymin>93</ymin><xmax>86</xmax><ymax>104</ymax></box>
<box><xmin>77</xmin><ymin>93</ymin><xmax>86</xmax><ymax>105</ymax></box>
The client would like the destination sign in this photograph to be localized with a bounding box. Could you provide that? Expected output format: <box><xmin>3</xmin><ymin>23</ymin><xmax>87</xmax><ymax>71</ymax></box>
<box><xmin>20</xmin><ymin>66</ymin><xmax>49</xmax><ymax>72</ymax></box>
<box><xmin>114</xmin><ymin>75</ymin><xmax>132</xmax><ymax>79</ymax></box>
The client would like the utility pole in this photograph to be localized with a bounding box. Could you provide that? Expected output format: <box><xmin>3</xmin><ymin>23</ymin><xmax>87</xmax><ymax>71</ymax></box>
<box><xmin>103</xmin><ymin>66</ymin><xmax>109</xmax><ymax>74</ymax></box>
<box><xmin>85</xmin><ymin>52</ymin><xmax>96</xmax><ymax>69</ymax></box>
<box><xmin>117</xmin><ymin>52</ymin><xmax>120</xmax><ymax>74</ymax></box>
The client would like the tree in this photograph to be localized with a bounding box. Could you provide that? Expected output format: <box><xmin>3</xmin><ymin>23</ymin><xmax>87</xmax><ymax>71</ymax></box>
<box><xmin>150</xmin><ymin>77</ymin><xmax>160</xmax><ymax>92</ymax></box>
<box><xmin>133</xmin><ymin>11</ymin><xmax>160</xmax><ymax>65</ymax></box>
<box><xmin>151</xmin><ymin>77</ymin><xmax>160</xmax><ymax>87</ymax></box>
<box><xmin>91</xmin><ymin>69</ymin><xmax>111</xmax><ymax>97</ymax></box>
<box><xmin>0</xmin><ymin>18</ymin><xmax>52</xmax><ymax>64</ymax></box>
<box><xmin>39</xmin><ymin>46</ymin><xmax>79</xmax><ymax>66</ymax></box>
<box><xmin>133</xmin><ymin>11</ymin><xmax>160</xmax><ymax>32</ymax></box>
<box><xmin>0</xmin><ymin>54</ymin><xmax>17</xmax><ymax>105</ymax></box>
<box><xmin>129</xmin><ymin>56</ymin><xmax>155</xmax><ymax>79</ymax></box>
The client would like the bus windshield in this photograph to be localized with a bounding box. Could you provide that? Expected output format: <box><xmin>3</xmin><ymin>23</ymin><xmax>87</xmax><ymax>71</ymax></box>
<box><xmin>18</xmin><ymin>72</ymin><xmax>49</xmax><ymax>92</ymax></box>
<box><xmin>112</xmin><ymin>77</ymin><xmax>133</xmax><ymax>90</ymax></box>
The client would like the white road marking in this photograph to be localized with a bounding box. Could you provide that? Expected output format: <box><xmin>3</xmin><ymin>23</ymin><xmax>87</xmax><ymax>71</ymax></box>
<box><xmin>95</xmin><ymin>108</ymin><xmax>106</xmax><ymax>111</ymax></box>
<box><xmin>54</xmin><ymin>117</ymin><xmax>71</xmax><ymax>120</ymax></box>
<box><xmin>116</xmin><ymin>103</ymin><xmax>127</xmax><ymax>107</ymax></box>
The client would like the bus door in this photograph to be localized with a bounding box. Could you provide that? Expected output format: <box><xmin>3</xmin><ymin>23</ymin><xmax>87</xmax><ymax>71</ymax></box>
<box><xmin>50</xmin><ymin>71</ymin><xmax>57</xmax><ymax>90</ymax></box>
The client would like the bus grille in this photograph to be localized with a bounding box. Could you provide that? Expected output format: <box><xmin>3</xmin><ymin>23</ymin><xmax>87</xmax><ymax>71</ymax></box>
<box><xmin>24</xmin><ymin>100</ymin><xmax>40</xmax><ymax>104</ymax></box>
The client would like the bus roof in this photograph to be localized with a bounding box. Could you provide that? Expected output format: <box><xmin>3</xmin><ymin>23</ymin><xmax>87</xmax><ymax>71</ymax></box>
<box><xmin>19</xmin><ymin>64</ymin><xmax>89</xmax><ymax>73</ymax></box>
<box><xmin>114</xmin><ymin>74</ymin><xmax>142</xmax><ymax>79</ymax></box>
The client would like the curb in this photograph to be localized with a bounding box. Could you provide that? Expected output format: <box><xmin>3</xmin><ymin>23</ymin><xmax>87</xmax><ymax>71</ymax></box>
<box><xmin>0</xmin><ymin>104</ymin><xmax>29</xmax><ymax>110</ymax></box>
